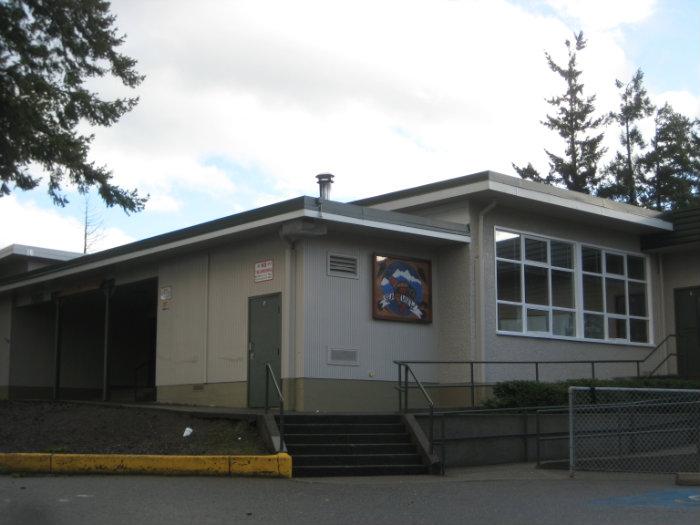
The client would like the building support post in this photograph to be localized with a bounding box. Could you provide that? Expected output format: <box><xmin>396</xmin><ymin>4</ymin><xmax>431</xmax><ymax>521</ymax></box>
<box><xmin>102</xmin><ymin>281</ymin><xmax>115</xmax><ymax>402</ymax></box>
<box><xmin>52</xmin><ymin>297</ymin><xmax>63</xmax><ymax>400</ymax></box>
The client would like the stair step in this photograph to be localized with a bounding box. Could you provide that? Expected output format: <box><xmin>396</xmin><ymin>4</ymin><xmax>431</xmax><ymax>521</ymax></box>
<box><xmin>284</xmin><ymin>433</ymin><xmax>411</xmax><ymax>444</ymax></box>
<box><xmin>285</xmin><ymin>423</ymin><xmax>405</xmax><ymax>434</ymax></box>
<box><xmin>282</xmin><ymin>414</ymin><xmax>401</xmax><ymax>425</ymax></box>
<box><xmin>287</xmin><ymin>443</ymin><xmax>416</xmax><ymax>455</ymax></box>
<box><xmin>293</xmin><ymin>464</ymin><xmax>429</xmax><ymax>477</ymax></box>
<box><xmin>293</xmin><ymin>454</ymin><xmax>423</xmax><ymax>466</ymax></box>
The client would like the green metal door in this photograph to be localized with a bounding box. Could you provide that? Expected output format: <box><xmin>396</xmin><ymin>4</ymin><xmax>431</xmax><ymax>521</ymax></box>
<box><xmin>675</xmin><ymin>287</ymin><xmax>700</xmax><ymax>378</ymax></box>
<box><xmin>248</xmin><ymin>294</ymin><xmax>281</xmax><ymax>408</ymax></box>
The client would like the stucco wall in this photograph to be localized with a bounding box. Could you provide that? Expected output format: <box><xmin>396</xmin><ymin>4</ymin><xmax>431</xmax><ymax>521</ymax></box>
<box><xmin>475</xmin><ymin>202</ymin><xmax>663</xmax><ymax>382</ymax></box>
<box><xmin>301</xmin><ymin>234</ymin><xmax>440</xmax><ymax>383</ymax></box>
<box><xmin>156</xmin><ymin>236</ymin><xmax>286</xmax><ymax>389</ymax></box>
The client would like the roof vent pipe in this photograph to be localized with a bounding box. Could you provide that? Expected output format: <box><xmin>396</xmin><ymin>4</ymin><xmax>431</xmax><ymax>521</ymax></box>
<box><xmin>316</xmin><ymin>173</ymin><xmax>334</xmax><ymax>201</ymax></box>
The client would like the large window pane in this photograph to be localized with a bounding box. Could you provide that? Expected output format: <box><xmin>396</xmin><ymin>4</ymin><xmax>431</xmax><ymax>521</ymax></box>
<box><xmin>525</xmin><ymin>238</ymin><xmax>548</xmax><ymax>263</ymax></box>
<box><xmin>606</xmin><ymin>253</ymin><xmax>625</xmax><ymax>275</ymax></box>
<box><xmin>628</xmin><ymin>281</ymin><xmax>647</xmax><ymax>317</ymax></box>
<box><xmin>584</xmin><ymin>313</ymin><xmax>604</xmax><ymax>339</ymax></box>
<box><xmin>582</xmin><ymin>247</ymin><xmax>601</xmax><ymax>273</ymax></box>
<box><xmin>627</xmin><ymin>255</ymin><xmax>645</xmax><ymax>280</ymax></box>
<box><xmin>552</xmin><ymin>270</ymin><xmax>574</xmax><ymax>308</ymax></box>
<box><xmin>630</xmin><ymin>319</ymin><xmax>648</xmax><ymax>343</ymax></box>
<box><xmin>498</xmin><ymin>304</ymin><xmax>522</xmax><ymax>332</ymax></box>
<box><xmin>553</xmin><ymin>310</ymin><xmax>575</xmax><ymax>337</ymax></box>
<box><xmin>525</xmin><ymin>265</ymin><xmax>549</xmax><ymax>305</ymax></box>
<box><xmin>496</xmin><ymin>231</ymin><xmax>521</xmax><ymax>260</ymax></box>
<box><xmin>608</xmin><ymin>317</ymin><xmax>627</xmax><ymax>339</ymax></box>
<box><xmin>606</xmin><ymin>278</ymin><xmax>626</xmax><ymax>315</ymax></box>
<box><xmin>497</xmin><ymin>261</ymin><xmax>521</xmax><ymax>302</ymax></box>
<box><xmin>551</xmin><ymin>241</ymin><xmax>573</xmax><ymax>269</ymax></box>
<box><xmin>527</xmin><ymin>308</ymin><xmax>549</xmax><ymax>332</ymax></box>
<box><xmin>583</xmin><ymin>274</ymin><xmax>603</xmax><ymax>312</ymax></box>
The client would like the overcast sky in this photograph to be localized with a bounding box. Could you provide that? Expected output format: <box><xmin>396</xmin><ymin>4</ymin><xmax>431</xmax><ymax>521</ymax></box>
<box><xmin>2</xmin><ymin>0</ymin><xmax>699</xmax><ymax>253</ymax></box>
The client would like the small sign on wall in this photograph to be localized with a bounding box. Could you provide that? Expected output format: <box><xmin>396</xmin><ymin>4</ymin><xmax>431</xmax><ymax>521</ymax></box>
<box><xmin>254</xmin><ymin>259</ymin><xmax>274</xmax><ymax>283</ymax></box>
<box><xmin>159</xmin><ymin>285</ymin><xmax>172</xmax><ymax>310</ymax></box>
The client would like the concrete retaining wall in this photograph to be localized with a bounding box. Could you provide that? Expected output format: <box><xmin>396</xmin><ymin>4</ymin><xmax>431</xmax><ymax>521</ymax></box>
<box><xmin>416</xmin><ymin>412</ymin><xmax>569</xmax><ymax>467</ymax></box>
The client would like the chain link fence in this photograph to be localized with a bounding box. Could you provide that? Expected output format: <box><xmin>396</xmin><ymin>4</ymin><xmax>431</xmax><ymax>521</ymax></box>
<box><xmin>569</xmin><ymin>387</ymin><xmax>700</xmax><ymax>474</ymax></box>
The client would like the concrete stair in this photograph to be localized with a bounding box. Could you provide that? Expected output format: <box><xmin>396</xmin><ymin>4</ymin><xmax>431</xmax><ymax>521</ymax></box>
<box><xmin>282</xmin><ymin>414</ymin><xmax>430</xmax><ymax>477</ymax></box>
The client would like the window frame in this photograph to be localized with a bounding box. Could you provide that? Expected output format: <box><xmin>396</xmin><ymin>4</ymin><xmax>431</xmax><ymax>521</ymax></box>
<box><xmin>494</xmin><ymin>226</ymin><xmax>653</xmax><ymax>346</ymax></box>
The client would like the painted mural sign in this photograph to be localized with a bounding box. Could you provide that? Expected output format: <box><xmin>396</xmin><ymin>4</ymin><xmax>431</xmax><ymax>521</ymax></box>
<box><xmin>372</xmin><ymin>254</ymin><xmax>432</xmax><ymax>323</ymax></box>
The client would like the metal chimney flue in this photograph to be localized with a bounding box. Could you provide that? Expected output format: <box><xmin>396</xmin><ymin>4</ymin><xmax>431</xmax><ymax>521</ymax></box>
<box><xmin>316</xmin><ymin>173</ymin><xmax>334</xmax><ymax>201</ymax></box>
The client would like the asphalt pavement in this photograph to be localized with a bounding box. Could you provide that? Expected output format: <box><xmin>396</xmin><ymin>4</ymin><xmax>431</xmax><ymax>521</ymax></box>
<box><xmin>1</xmin><ymin>463</ymin><xmax>699</xmax><ymax>525</ymax></box>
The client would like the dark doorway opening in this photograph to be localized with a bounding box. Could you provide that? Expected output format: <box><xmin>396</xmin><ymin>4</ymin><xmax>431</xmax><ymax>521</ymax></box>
<box><xmin>8</xmin><ymin>278</ymin><xmax>158</xmax><ymax>402</ymax></box>
<box><xmin>675</xmin><ymin>287</ymin><xmax>700</xmax><ymax>378</ymax></box>
<box><xmin>108</xmin><ymin>279</ymin><xmax>158</xmax><ymax>402</ymax></box>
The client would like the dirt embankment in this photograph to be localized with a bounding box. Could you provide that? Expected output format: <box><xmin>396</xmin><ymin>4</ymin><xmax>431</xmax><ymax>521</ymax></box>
<box><xmin>0</xmin><ymin>401</ymin><xmax>265</xmax><ymax>455</ymax></box>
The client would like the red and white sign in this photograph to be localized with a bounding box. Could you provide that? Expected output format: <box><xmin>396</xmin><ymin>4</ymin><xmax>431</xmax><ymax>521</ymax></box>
<box><xmin>254</xmin><ymin>259</ymin><xmax>274</xmax><ymax>282</ymax></box>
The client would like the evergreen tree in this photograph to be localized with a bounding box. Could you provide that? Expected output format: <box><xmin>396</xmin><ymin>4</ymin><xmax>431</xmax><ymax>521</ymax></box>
<box><xmin>640</xmin><ymin>104</ymin><xmax>699</xmax><ymax>211</ymax></box>
<box><xmin>513</xmin><ymin>32</ymin><xmax>607</xmax><ymax>194</ymax></box>
<box><xmin>0</xmin><ymin>0</ymin><xmax>146</xmax><ymax>212</ymax></box>
<box><xmin>597</xmin><ymin>69</ymin><xmax>654</xmax><ymax>205</ymax></box>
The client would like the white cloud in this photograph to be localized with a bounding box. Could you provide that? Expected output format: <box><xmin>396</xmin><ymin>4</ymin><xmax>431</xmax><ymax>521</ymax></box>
<box><xmin>0</xmin><ymin>196</ymin><xmax>134</xmax><ymax>253</ymax></box>
<box><xmin>654</xmin><ymin>90</ymin><xmax>700</xmax><ymax>118</ymax></box>
<box><xmin>12</xmin><ymin>0</ymin><xmax>690</xmax><ymax>243</ymax></box>
<box><xmin>545</xmin><ymin>0</ymin><xmax>656</xmax><ymax>30</ymax></box>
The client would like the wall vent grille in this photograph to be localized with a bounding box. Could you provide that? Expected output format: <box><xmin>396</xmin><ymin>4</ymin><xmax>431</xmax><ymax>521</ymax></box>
<box><xmin>327</xmin><ymin>253</ymin><xmax>359</xmax><ymax>278</ymax></box>
<box><xmin>327</xmin><ymin>348</ymin><xmax>359</xmax><ymax>366</ymax></box>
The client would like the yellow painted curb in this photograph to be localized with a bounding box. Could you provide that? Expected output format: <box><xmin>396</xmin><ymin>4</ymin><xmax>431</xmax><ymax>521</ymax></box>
<box><xmin>0</xmin><ymin>453</ymin><xmax>292</xmax><ymax>478</ymax></box>
<box><xmin>230</xmin><ymin>453</ymin><xmax>292</xmax><ymax>478</ymax></box>
<box><xmin>0</xmin><ymin>453</ymin><xmax>51</xmax><ymax>473</ymax></box>
<box><xmin>52</xmin><ymin>454</ymin><xmax>230</xmax><ymax>476</ymax></box>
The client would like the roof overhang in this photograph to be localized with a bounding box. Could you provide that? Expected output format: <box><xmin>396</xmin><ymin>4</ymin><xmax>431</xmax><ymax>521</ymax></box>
<box><xmin>0</xmin><ymin>197</ymin><xmax>468</xmax><ymax>294</ymax></box>
<box><xmin>0</xmin><ymin>244</ymin><xmax>81</xmax><ymax>263</ymax></box>
<box><xmin>354</xmin><ymin>171</ymin><xmax>673</xmax><ymax>233</ymax></box>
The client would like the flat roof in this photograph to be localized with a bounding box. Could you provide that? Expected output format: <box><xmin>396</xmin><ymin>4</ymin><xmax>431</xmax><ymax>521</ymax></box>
<box><xmin>353</xmin><ymin>170</ymin><xmax>672</xmax><ymax>232</ymax></box>
<box><xmin>0</xmin><ymin>244</ymin><xmax>81</xmax><ymax>262</ymax></box>
<box><xmin>0</xmin><ymin>196</ymin><xmax>469</xmax><ymax>293</ymax></box>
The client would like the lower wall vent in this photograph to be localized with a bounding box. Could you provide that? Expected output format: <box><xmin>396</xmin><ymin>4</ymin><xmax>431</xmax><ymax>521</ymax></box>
<box><xmin>327</xmin><ymin>348</ymin><xmax>359</xmax><ymax>366</ymax></box>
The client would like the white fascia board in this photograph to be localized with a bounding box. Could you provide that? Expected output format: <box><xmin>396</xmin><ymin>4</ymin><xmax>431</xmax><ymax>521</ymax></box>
<box><xmin>368</xmin><ymin>179</ymin><xmax>672</xmax><ymax>231</ymax></box>
<box><xmin>0</xmin><ymin>209</ymin><xmax>308</xmax><ymax>294</ymax></box>
<box><xmin>489</xmin><ymin>181</ymin><xmax>673</xmax><ymax>231</ymax></box>
<box><xmin>0</xmin><ymin>207</ymin><xmax>468</xmax><ymax>294</ymax></box>
<box><xmin>305</xmin><ymin>209</ymin><xmax>471</xmax><ymax>243</ymax></box>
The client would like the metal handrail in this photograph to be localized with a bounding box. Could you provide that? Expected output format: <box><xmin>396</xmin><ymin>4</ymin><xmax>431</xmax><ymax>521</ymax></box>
<box><xmin>395</xmin><ymin>335</ymin><xmax>679</xmax><ymax>409</ymax></box>
<box><xmin>265</xmin><ymin>362</ymin><xmax>285</xmax><ymax>451</ymax></box>
<box><xmin>397</xmin><ymin>362</ymin><xmax>436</xmax><ymax>453</ymax></box>
<box><xmin>648</xmin><ymin>352</ymin><xmax>678</xmax><ymax>376</ymax></box>
<box><xmin>640</xmin><ymin>334</ymin><xmax>676</xmax><ymax>366</ymax></box>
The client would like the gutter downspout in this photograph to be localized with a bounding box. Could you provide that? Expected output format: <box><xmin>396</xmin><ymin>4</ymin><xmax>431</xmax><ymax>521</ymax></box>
<box><xmin>657</xmin><ymin>253</ymin><xmax>667</xmax><ymax>373</ymax></box>
<box><xmin>476</xmin><ymin>201</ymin><xmax>497</xmax><ymax>368</ymax></box>
<box><xmin>283</xmin><ymin>237</ymin><xmax>297</xmax><ymax>409</ymax></box>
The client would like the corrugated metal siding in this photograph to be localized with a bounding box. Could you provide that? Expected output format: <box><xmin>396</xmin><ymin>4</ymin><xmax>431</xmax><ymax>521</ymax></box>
<box><xmin>303</xmin><ymin>235</ymin><xmax>438</xmax><ymax>382</ymax></box>
<box><xmin>157</xmin><ymin>253</ymin><xmax>208</xmax><ymax>386</ymax></box>
<box><xmin>0</xmin><ymin>296</ymin><xmax>11</xmax><ymax>389</ymax></box>
<box><xmin>156</xmin><ymin>237</ymin><xmax>286</xmax><ymax>387</ymax></box>
<box><xmin>206</xmin><ymin>239</ymin><xmax>284</xmax><ymax>383</ymax></box>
